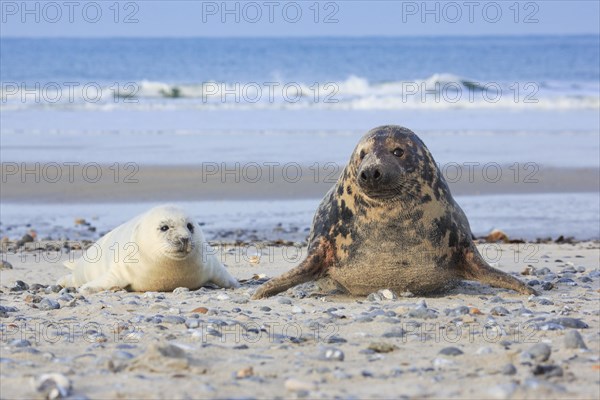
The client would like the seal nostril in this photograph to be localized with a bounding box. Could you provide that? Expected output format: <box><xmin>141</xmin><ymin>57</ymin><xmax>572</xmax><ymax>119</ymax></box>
<box><xmin>373</xmin><ymin>170</ymin><xmax>381</xmax><ymax>180</ymax></box>
<box><xmin>360</xmin><ymin>172</ymin><xmax>368</xmax><ymax>181</ymax></box>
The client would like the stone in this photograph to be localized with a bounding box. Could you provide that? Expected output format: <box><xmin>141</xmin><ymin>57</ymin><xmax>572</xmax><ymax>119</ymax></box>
<box><xmin>564</xmin><ymin>330</ymin><xmax>587</xmax><ymax>349</ymax></box>
<box><xmin>522</xmin><ymin>343</ymin><xmax>551</xmax><ymax>362</ymax></box>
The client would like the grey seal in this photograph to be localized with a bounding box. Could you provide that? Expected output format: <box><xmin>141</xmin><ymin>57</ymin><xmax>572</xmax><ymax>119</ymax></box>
<box><xmin>253</xmin><ymin>125</ymin><xmax>536</xmax><ymax>298</ymax></box>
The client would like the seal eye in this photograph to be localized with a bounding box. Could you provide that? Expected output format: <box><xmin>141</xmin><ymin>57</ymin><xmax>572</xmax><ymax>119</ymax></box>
<box><xmin>392</xmin><ymin>148</ymin><xmax>404</xmax><ymax>157</ymax></box>
<box><xmin>187</xmin><ymin>223</ymin><xmax>194</xmax><ymax>233</ymax></box>
<box><xmin>160</xmin><ymin>225</ymin><xmax>169</xmax><ymax>232</ymax></box>
<box><xmin>359</xmin><ymin>150</ymin><xmax>366</xmax><ymax>160</ymax></box>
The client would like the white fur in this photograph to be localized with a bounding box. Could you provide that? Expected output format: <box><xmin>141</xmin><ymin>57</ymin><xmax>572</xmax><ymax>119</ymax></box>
<box><xmin>58</xmin><ymin>205</ymin><xmax>239</xmax><ymax>292</ymax></box>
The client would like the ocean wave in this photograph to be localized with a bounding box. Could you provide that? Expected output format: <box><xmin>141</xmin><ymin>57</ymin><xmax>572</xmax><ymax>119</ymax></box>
<box><xmin>1</xmin><ymin>74</ymin><xmax>598</xmax><ymax>111</ymax></box>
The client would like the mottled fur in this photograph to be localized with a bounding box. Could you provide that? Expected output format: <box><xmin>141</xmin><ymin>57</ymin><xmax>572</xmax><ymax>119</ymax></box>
<box><xmin>253</xmin><ymin>126</ymin><xmax>536</xmax><ymax>299</ymax></box>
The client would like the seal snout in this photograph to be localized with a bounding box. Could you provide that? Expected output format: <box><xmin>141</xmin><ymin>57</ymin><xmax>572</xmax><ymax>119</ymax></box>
<box><xmin>174</xmin><ymin>235</ymin><xmax>193</xmax><ymax>253</ymax></box>
<box><xmin>359</xmin><ymin>165</ymin><xmax>382</xmax><ymax>184</ymax></box>
<box><xmin>357</xmin><ymin>154</ymin><xmax>393</xmax><ymax>196</ymax></box>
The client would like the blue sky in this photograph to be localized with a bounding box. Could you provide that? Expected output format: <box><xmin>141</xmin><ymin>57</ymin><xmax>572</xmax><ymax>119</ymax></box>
<box><xmin>1</xmin><ymin>1</ymin><xmax>599</xmax><ymax>37</ymax></box>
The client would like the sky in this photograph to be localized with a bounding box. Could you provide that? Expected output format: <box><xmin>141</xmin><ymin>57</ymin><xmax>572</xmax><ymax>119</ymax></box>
<box><xmin>0</xmin><ymin>0</ymin><xmax>599</xmax><ymax>37</ymax></box>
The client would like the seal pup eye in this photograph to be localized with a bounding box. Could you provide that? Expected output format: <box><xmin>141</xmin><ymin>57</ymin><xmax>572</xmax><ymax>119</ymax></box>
<box><xmin>160</xmin><ymin>225</ymin><xmax>169</xmax><ymax>232</ymax></box>
<box><xmin>392</xmin><ymin>148</ymin><xmax>404</xmax><ymax>157</ymax></box>
<box><xmin>359</xmin><ymin>150</ymin><xmax>366</xmax><ymax>160</ymax></box>
<box><xmin>187</xmin><ymin>223</ymin><xmax>194</xmax><ymax>233</ymax></box>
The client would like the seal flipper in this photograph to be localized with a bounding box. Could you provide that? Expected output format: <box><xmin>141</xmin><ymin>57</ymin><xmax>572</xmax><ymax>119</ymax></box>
<box><xmin>79</xmin><ymin>272</ymin><xmax>129</xmax><ymax>293</ymax></box>
<box><xmin>252</xmin><ymin>238</ymin><xmax>333</xmax><ymax>299</ymax></box>
<box><xmin>209</xmin><ymin>267</ymin><xmax>240</xmax><ymax>289</ymax></box>
<box><xmin>460</xmin><ymin>247</ymin><xmax>538</xmax><ymax>295</ymax></box>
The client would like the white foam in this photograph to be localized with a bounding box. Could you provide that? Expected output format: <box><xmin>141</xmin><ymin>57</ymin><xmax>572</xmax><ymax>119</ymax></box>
<box><xmin>2</xmin><ymin>74</ymin><xmax>598</xmax><ymax>111</ymax></box>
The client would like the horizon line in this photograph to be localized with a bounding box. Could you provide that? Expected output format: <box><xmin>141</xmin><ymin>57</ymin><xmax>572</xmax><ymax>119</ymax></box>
<box><xmin>2</xmin><ymin>33</ymin><xmax>599</xmax><ymax>40</ymax></box>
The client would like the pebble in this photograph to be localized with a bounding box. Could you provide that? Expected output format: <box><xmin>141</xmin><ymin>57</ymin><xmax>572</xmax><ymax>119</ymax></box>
<box><xmin>517</xmin><ymin>308</ymin><xmax>534</xmax><ymax>316</ymax></box>
<box><xmin>530</xmin><ymin>297</ymin><xmax>554</xmax><ymax>306</ymax></box>
<box><xmin>230</xmin><ymin>295</ymin><xmax>249</xmax><ymax>304</ymax></box>
<box><xmin>324</xmin><ymin>335</ymin><xmax>347</xmax><ymax>344</ymax></box>
<box><xmin>0</xmin><ymin>305</ymin><xmax>18</xmax><ymax>314</ymax></box>
<box><xmin>521</xmin><ymin>343</ymin><xmax>551</xmax><ymax>362</ymax></box>
<box><xmin>521</xmin><ymin>265</ymin><xmax>536</xmax><ymax>275</ymax></box>
<box><xmin>25</xmin><ymin>294</ymin><xmax>42</xmax><ymax>304</ymax></box>
<box><xmin>130</xmin><ymin>343</ymin><xmax>189</xmax><ymax>371</ymax></box>
<box><xmin>432</xmin><ymin>357</ymin><xmax>456</xmax><ymax>369</ymax></box>
<box><xmin>10</xmin><ymin>339</ymin><xmax>32</xmax><ymax>348</ymax></box>
<box><xmin>191</xmin><ymin>307</ymin><xmax>209</xmax><ymax>314</ymax></box>
<box><xmin>162</xmin><ymin>315</ymin><xmax>186</xmax><ymax>325</ymax></box>
<box><xmin>38</xmin><ymin>298</ymin><xmax>61</xmax><ymax>310</ymax></box>
<box><xmin>33</xmin><ymin>373</ymin><xmax>71</xmax><ymax>399</ymax></box>
<box><xmin>277</xmin><ymin>297</ymin><xmax>293</xmax><ymax>305</ymax></box>
<box><xmin>408</xmin><ymin>305</ymin><xmax>438</xmax><ymax>319</ymax></box>
<box><xmin>556</xmin><ymin>278</ymin><xmax>577</xmax><ymax>286</ymax></box>
<box><xmin>367</xmin><ymin>342</ymin><xmax>397</xmax><ymax>353</ymax></box>
<box><xmin>541</xmin><ymin>282</ymin><xmax>554</xmax><ymax>291</ymax></box>
<box><xmin>564</xmin><ymin>330</ymin><xmax>587</xmax><ymax>349</ymax></box>
<box><xmin>438</xmin><ymin>347</ymin><xmax>463</xmax><ymax>356</ymax></box>
<box><xmin>523</xmin><ymin>378</ymin><xmax>566</xmax><ymax>392</ymax></box>
<box><xmin>319</xmin><ymin>347</ymin><xmax>345</xmax><ymax>361</ymax></box>
<box><xmin>547</xmin><ymin>318</ymin><xmax>589</xmax><ymax>329</ymax></box>
<box><xmin>216</xmin><ymin>293</ymin><xmax>230</xmax><ymax>300</ymax></box>
<box><xmin>260</xmin><ymin>306</ymin><xmax>272</xmax><ymax>312</ymax></box>
<box><xmin>501</xmin><ymin>363</ymin><xmax>517</xmax><ymax>375</ymax></box>
<box><xmin>445</xmin><ymin>306</ymin><xmax>470</xmax><ymax>316</ymax></box>
<box><xmin>11</xmin><ymin>280</ymin><xmax>29</xmax><ymax>292</ymax></box>
<box><xmin>487</xmin><ymin>383</ymin><xmax>517</xmax><ymax>399</ymax></box>
<box><xmin>476</xmin><ymin>346</ymin><xmax>493</xmax><ymax>355</ymax></box>
<box><xmin>367</xmin><ymin>292</ymin><xmax>384</xmax><ymax>302</ymax></box>
<box><xmin>333</xmin><ymin>370</ymin><xmax>352</xmax><ymax>380</ymax></box>
<box><xmin>532</xmin><ymin>364</ymin><xmax>563</xmax><ymax>377</ymax></box>
<box><xmin>185</xmin><ymin>319</ymin><xmax>200</xmax><ymax>329</ymax></box>
<box><xmin>173</xmin><ymin>287</ymin><xmax>190</xmax><ymax>295</ymax></box>
<box><xmin>284</xmin><ymin>378</ymin><xmax>317</xmax><ymax>392</ymax></box>
<box><xmin>490</xmin><ymin>306</ymin><xmax>510</xmax><ymax>316</ymax></box>
<box><xmin>291</xmin><ymin>306</ymin><xmax>305</xmax><ymax>314</ymax></box>
<box><xmin>112</xmin><ymin>351</ymin><xmax>134</xmax><ymax>360</ymax></box>
<box><xmin>535</xmin><ymin>267</ymin><xmax>551</xmax><ymax>276</ymax></box>
<box><xmin>379</xmin><ymin>289</ymin><xmax>398</xmax><ymax>300</ymax></box>
<box><xmin>381</xmin><ymin>328</ymin><xmax>405</xmax><ymax>338</ymax></box>
<box><xmin>235</xmin><ymin>366</ymin><xmax>254</xmax><ymax>379</ymax></box>
<box><xmin>17</xmin><ymin>233</ymin><xmax>34</xmax><ymax>247</ymax></box>
<box><xmin>58</xmin><ymin>294</ymin><xmax>74</xmax><ymax>302</ymax></box>
<box><xmin>0</xmin><ymin>260</ymin><xmax>13</xmax><ymax>270</ymax></box>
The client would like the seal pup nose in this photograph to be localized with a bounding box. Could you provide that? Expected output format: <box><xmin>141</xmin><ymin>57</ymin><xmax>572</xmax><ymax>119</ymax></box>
<box><xmin>178</xmin><ymin>236</ymin><xmax>192</xmax><ymax>252</ymax></box>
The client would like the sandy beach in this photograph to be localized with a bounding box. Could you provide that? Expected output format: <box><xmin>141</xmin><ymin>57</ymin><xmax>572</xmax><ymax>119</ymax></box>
<box><xmin>1</xmin><ymin>239</ymin><xmax>598</xmax><ymax>399</ymax></box>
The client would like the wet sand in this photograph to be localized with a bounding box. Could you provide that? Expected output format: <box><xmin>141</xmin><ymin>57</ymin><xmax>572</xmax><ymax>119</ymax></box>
<box><xmin>2</xmin><ymin>164</ymin><xmax>598</xmax><ymax>203</ymax></box>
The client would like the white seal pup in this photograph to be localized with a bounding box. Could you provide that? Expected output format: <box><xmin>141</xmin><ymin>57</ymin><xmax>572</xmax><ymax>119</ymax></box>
<box><xmin>58</xmin><ymin>204</ymin><xmax>239</xmax><ymax>292</ymax></box>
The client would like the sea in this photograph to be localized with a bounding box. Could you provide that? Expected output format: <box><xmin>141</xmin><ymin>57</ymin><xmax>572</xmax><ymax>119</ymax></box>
<box><xmin>1</xmin><ymin>36</ymin><xmax>599</xmax><ymax>240</ymax></box>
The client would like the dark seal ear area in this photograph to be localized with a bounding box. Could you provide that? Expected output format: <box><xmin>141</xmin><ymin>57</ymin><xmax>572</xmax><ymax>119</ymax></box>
<box><xmin>460</xmin><ymin>247</ymin><xmax>539</xmax><ymax>295</ymax></box>
<box><xmin>252</xmin><ymin>238</ymin><xmax>335</xmax><ymax>299</ymax></box>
